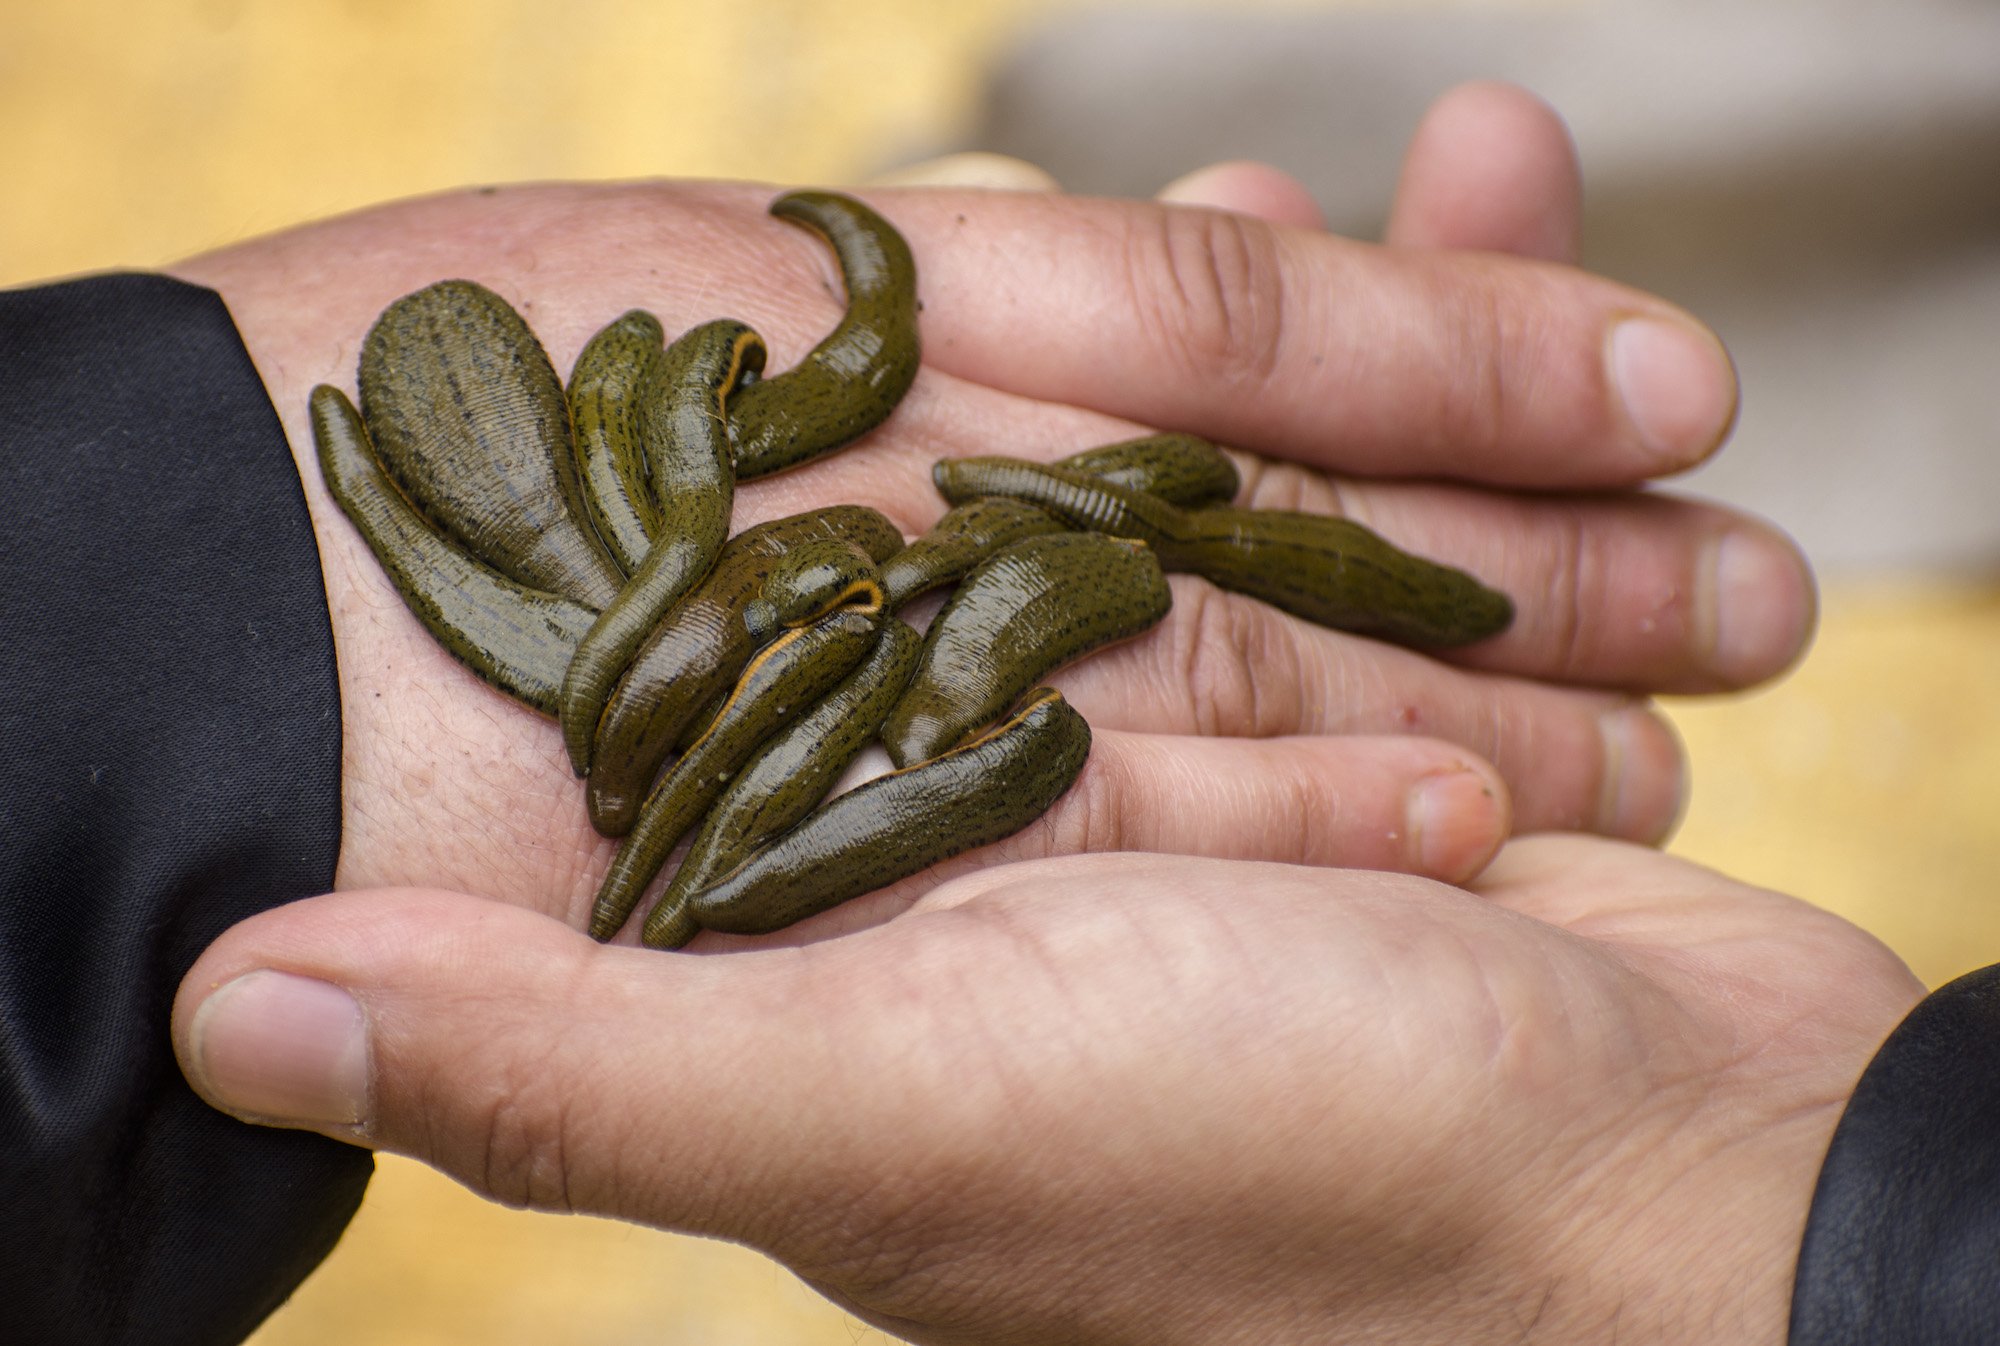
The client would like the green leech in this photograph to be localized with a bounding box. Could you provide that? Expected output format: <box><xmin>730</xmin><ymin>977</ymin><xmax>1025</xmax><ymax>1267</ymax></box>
<box><xmin>586</xmin><ymin>506</ymin><xmax>904</xmax><ymax>837</ymax></box>
<box><xmin>729</xmin><ymin>191</ymin><xmax>922</xmax><ymax>479</ymax></box>
<box><xmin>588</xmin><ymin>606</ymin><xmax>886</xmax><ymax>942</ymax></box>
<box><xmin>882</xmin><ymin>532</ymin><xmax>1171</xmax><ymax>768</ymax></box>
<box><xmin>671</xmin><ymin>535</ymin><xmax>885</xmax><ymax>762</ymax></box>
<box><xmin>568</xmin><ymin>310</ymin><xmax>667</xmax><ymax>575</ymax></box>
<box><xmin>358</xmin><ymin>279</ymin><xmax>623</xmax><ymax>608</ymax></box>
<box><xmin>689</xmin><ymin>688</ymin><xmax>1092</xmax><ymax>938</ymax></box>
<box><xmin>745</xmin><ymin>536</ymin><xmax>885</xmax><ymax>642</ymax></box>
<box><xmin>642</xmin><ymin>618</ymin><xmax>924</xmax><ymax>948</ymax></box>
<box><xmin>879</xmin><ymin>497</ymin><xmax>1067</xmax><ymax>612</ymax></box>
<box><xmin>676</xmin><ymin>536</ymin><xmax>884</xmax><ymax>758</ymax></box>
<box><xmin>934</xmin><ymin>457</ymin><xmax>1515</xmax><ymax>648</ymax></box>
<box><xmin>558</xmin><ymin>320</ymin><xmax>765</xmax><ymax>778</ymax></box>
<box><xmin>877</xmin><ymin>437</ymin><xmax>1234</xmax><ymax>613</ymax></box>
<box><xmin>311</xmin><ymin>385</ymin><xmax>597</xmax><ymax>716</ymax></box>
<box><xmin>1055</xmin><ymin>432</ymin><xmax>1240</xmax><ymax>508</ymax></box>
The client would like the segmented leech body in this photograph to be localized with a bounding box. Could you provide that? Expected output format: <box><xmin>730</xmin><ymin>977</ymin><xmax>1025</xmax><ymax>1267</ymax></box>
<box><xmin>729</xmin><ymin>192</ymin><xmax>922</xmax><ymax>480</ymax></box>
<box><xmin>749</xmin><ymin>537</ymin><xmax>886</xmax><ymax>639</ymax></box>
<box><xmin>584</xmin><ymin>507</ymin><xmax>902</xmax><ymax>837</ymax></box>
<box><xmin>558</xmin><ymin>319</ymin><xmax>765</xmax><ymax>776</ymax></box>
<box><xmin>934</xmin><ymin>456</ymin><xmax>1514</xmax><ymax>648</ymax></box>
<box><xmin>359</xmin><ymin>279</ymin><xmax>623</xmax><ymax>608</ymax></box>
<box><xmin>568</xmin><ymin>310</ymin><xmax>669</xmax><ymax>575</ymax></box>
<box><xmin>643</xmin><ymin>619</ymin><xmax>925</xmax><ymax>948</ymax></box>
<box><xmin>1054</xmin><ymin>432</ymin><xmax>1240</xmax><ymax>509</ymax></box>
<box><xmin>883</xmin><ymin>532</ymin><xmax>1172</xmax><ymax>768</ymax></box>
<box><xmin>589</xmin><ymin>599</ymin><xmax>888</xmax><ymax>942</ymax></box>
<box><xmin>880</xmin><ymin>498</ymin><xmax>1067</xmax><ymax>612</ymax></box>
<box><xmin>877</xmin><ymin>436</ymin><xmax>1237</xmax><ymax>612</ymax></box>
<box><xmin>311</xmin><ymin>384</ymin><xmax>598</xmax><ymax>716</ymax></box>
<box><xmin>689</xmin><ymin>688</ymin><xmax>1093</xmax><ymax>937</ymax></box>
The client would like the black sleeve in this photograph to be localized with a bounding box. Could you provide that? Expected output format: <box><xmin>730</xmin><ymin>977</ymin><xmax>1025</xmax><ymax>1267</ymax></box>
<box><xmin>0</xmin><ymin>274</ymin><xmax>371</xmax><ymax>1346</ymax></box>
<box><xmin>1791</xmin><ymin>963</ymin><xmax>2000</xmax><ymax>1343</ymax></box>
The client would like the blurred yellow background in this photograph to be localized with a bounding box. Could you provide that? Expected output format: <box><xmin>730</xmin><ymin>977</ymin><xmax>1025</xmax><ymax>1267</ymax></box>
<box><xmin>4</xmin><ymin>0</ymin><xmax>1996</xmax><ymax>1342</ymax></box>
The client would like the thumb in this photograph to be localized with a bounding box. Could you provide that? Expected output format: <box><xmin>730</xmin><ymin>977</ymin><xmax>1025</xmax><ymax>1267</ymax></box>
<box><xmin>171</xmin><ymin>889</ymin><xmax>874</xmax><ymax>1239</ymax></box>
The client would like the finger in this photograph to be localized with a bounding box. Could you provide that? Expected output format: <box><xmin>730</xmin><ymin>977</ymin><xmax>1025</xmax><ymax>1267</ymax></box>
<box><xmin>172</xmin><ymin>890</ymin><xmax>815</xmax><ymax>1223</ymax></box>
<box><xmin>888</xmin><ymin>187</ymin><xmax>1739</xmax><ymax>486</ymax></box>
<box><xmin>1387</xmin><ymin>81</ymin><xmax>1584</xmax><ymax>264</ymax></box>
<box><xmin>1043</xmin><ymin>730</ymin><xmax>1510</xmax><ymax>884</ymax></box>
<box><xmin>1043</xmin><ymin>577</ymin><xmax>1687</xmax><ymax>844</ymax></box>
<box><xmin>1468</xmin><ymin>835</ymin><xmax>1925</xmax><ymax>1034</ymax></box>
<box><xmin>1157</xmin><ymin>160</ymin><xmax>1329</xmax><ymax>230</ymax></box>
<box><xmin>182</xmin><ymin>181</ymin><xmax>1734</xmax><ymax>490</ymax></box>
<box><xmin>733</xmin><ymin>366</ymin><xmax>1808</xmax><ymax>693</ymax></box>
<box><xmin>685</xmin><ymin>729</ymin><xmax>1510</xmax><ymax>949</ymax></box>
<box><xmin>168</xmin><ymin>863</ymin><xmax>1498</xmax><ymax>1342</ymax></box>
<box><xmin>866</xmin><ymin>151</ymin><xmax>1062</xmax><ymax>193</ymax></box>
<box><xmin>1234</xmin><ymin>461</ymin><xmax>1818</xmax><ymax>693</ymax></box>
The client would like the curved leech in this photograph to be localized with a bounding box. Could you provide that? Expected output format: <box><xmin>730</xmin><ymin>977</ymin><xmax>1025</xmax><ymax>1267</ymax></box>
<box><xmin>728</xmin><ymin>191</ymin><xmax>922</xmax><ymax>479</ymax></box>
<box><xmin>879</xmin><ymin>437</ymin><xmax>1236</xmax><ymax>613</ymax></box>
<box><xmin>688</xmin><ymin>688</ymin><xmax>1092</xmax><ymax>938</ymax></box>
<box><xmin>882</xmin><ymin>531</ymin><xmax>1171</xmax><ymax>769</ymax></box>
<box><xmin>599</xmin><ymin>534</ymin><xmax>884</xmax><ymax>772</ymax></box>
<box><xmin>588</xmin><ymin>601</ymin><xmax>886</xmax><ymax>942</ymax></box>
<box><xmin>558</xmin><ymin>320</ymin><xmax>765</xmax><ymax>778</ymax></box>
<box><xmin>311</xmin><ymin>384</ymin><xmax>597</xmax><ymax>716</ymax></box>
<box><xmin>1055</xmin><ymin>432</ymin><xmax>1240</xmax><ymax>508</ymax></box>
<box><xmin>585</xmin><ymin>507</ymin><xmax>904</xmax><ymax>837</ymax></box>
<box><xmin>642</xmin><ymin>618</ymin><xmax>924</xmax><ymax>948</ymax></box>
<box><xmin>358</xmin><ymin>279</ymin><xmax>623</xmax><ymax>608</ymax></box>
<box><xmin>568</xmin><ymin>310</ymin><xmax>667</xmax><ymax>575</ymax></box>
<box><xmin>934</xmin><ymin>456</ymin><xmax>1515</xmax><ymax>648</ymax></box>
<box><xmin>745</xmin><ymin>536</ymin><xmax>885</xmax><ymax>642</ymax></box>
<box><xmin>879</xmin><ymin>498</ymin><xmax>1067</xmax><ymax>612</ymax></box>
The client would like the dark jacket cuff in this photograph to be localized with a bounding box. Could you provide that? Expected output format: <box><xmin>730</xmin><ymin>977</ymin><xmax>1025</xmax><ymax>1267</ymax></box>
<box><xmin>1791</xmin><ymin>963</ymin><xmax>2000</xmax><ymax>1343</ymax></box>
<box><xmin>0</xmin><ymin>273</ymin><xmax>370</xmax><ymax>1346</ymax></box>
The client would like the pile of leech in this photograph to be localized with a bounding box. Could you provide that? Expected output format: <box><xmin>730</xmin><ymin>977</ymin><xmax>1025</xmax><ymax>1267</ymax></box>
<box><xmin>310</xmin><ymin>190</ymin><xmax>1515</xmax><ymax>949</ymax></box>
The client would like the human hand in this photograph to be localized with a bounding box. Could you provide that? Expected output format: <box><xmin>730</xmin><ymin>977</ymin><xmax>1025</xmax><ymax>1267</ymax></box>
<box><xmin>174</xmin><ymin>834</ymin><xmax>1922</xmax><ymax>1345</ymax></box>
<box><xmin>165</xmin><ymin>81</ymin><xmax>1807</xmax><ymax>932</ymax></box>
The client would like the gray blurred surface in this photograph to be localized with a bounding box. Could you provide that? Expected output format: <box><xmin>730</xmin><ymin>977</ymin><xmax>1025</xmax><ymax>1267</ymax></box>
<box><xmin>964</xmin><ymin>0</ymin><xmax>2000</xmax><ymax>573</ymax></box>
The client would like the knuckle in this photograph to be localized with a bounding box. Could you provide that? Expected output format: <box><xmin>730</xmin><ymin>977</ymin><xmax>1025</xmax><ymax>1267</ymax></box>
<box><xmin>1176</xmin><ymin>581</ymin><xmax>1318</xmax><ymax>738</ymax></box>
<box><xmin>1061</xmin><ymin>756</ymin><xmax>1127</xmax><ymax>854</ymax></box>
<box><xmin>1128</xmin><ymin>207</ymin><xmax>1288</xmax><ymax>392</ymax></box>
<box><xmin>463</xmin><ymin>1049</ymin><xmax>577</xmax><ymax>1211</ymax></box>
<box><xmin>1175</xmin><ymin>584</ymin><xmax>1258</xmax><ymax>736</ymax></box>
<box><xmin>1430</xmin><ymin>276</ymin><xmax>1514</xmax><ymax>453</ymax></box>
<box><xmin>1542</xmin><ymin>507</ymin><xmax>1591</xmax><ymax>680</ymax></box>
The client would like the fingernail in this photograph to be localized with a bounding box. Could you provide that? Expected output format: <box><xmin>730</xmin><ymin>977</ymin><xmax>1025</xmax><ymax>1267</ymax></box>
<box><xmin>1609</xmin><ymin>315</ymin><xmax>1738</xmax><ymax>471</ymax></box>
<box><xmin>1702</xmin><ymin>528</ymin><xmax>1816</xmax><ymax>684</ymax></box>
<box><xmin>1596</xmin><ymin>704</ymin><xmax>1686</xmax><ymax>845</ymax></box>
<box><xmin>185</xmin><ymin>970</ymin><xmax>369</xmax><ymax>1127</ymax></box>
<box><xmin>1407</xmin><ymin>767</ymin><xmax>1506</xmax><ymax>881</ymax></box>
